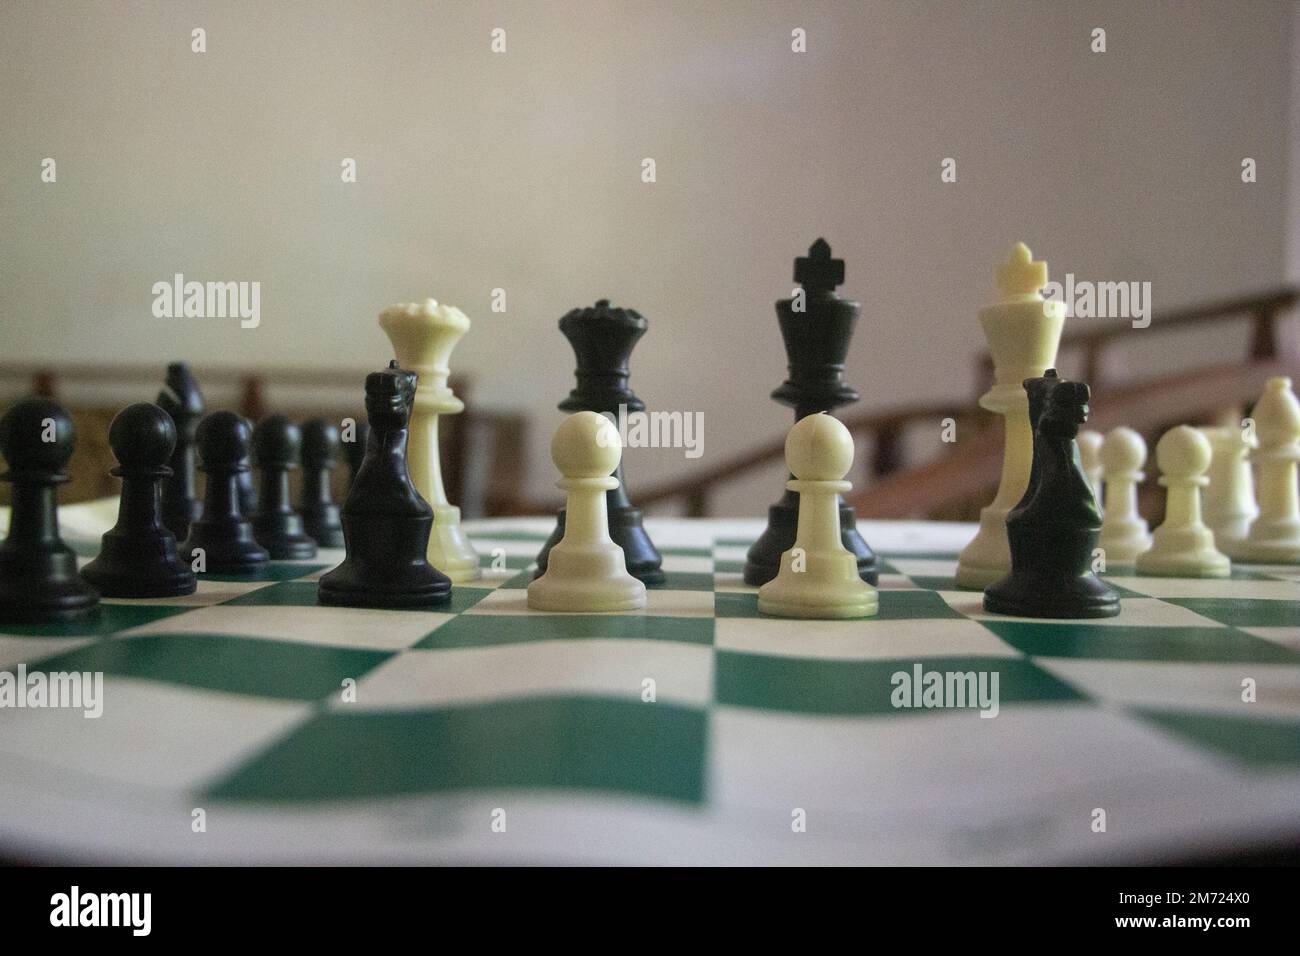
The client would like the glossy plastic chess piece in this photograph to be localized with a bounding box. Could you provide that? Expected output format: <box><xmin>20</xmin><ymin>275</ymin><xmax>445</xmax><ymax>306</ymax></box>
<box><xmin>1199</xmin><ymin>424</ymin><xmax>1258</xmax><ymax>559</ymax></box>
<box><xmin>1096</xmin><ymin>426</ymin><xmax>1153</xmax><ymax>565</ymax></box>
<box><xmin>1237</xmin><ymin>377</ymin><xmax>1300</xmax><ymax>563</ymax></box>
<box><xmin>156</xmin><ymin>362</ymin><xmax>205</xmax><ymax>540</ymax></box>
<box><xmin>251</xmin><ymin>416</ymin><xmax>317</xmax><ymax>560</ymax></box>
<box><xmin>984</xmin><ymin>378</ymin><xmax>1120</xmax><ymax>618</ymax></box>
<box><xmin>180</xmin><ymin>412</ymin><xmax>270</xmax><ymax>575</ymax></box>
<box><xmin>1136</xmin><ymin>426</ymin><xmax>1230</xmax><ymax>577</ymax></box>
<box><xmin>299</xmin><ymin>418</ymin><xmax>345</xmax><ymax>547</ymax></box>
<box><xmin>745</xmin><ymin>240</ymin><xmax>878</xmax><ymax>587</ymax></box>
<box><xmin>319</xmin><ymin>362</ymin><xmax>452</xmax><ymax>608</ymax></box>
<box><xmin>956</xmin><ymin>243</ymin><xmax>1067</xmax><ymax>589</ymax></box>
<box><xmin>535</xmin><ymin>300</ymin><xmax>664</xmax><ymax>584</ymax></box>
<box><xmin>81</xmin><ymin>403</ymin><xmax>198</xmax><ymax>597</ymax></box>
<box><xmin>0</xmin><ymin>399</ymin><xmax>100</xmax><ymax>622</ymax></box>
<box><xmin>379</xmin><ymin>300</ymin><xmax>480</xmax><ymax>582</ymax></box>
<box><xmin>758</xmin><ymin>413</ymin><xmax>878</xmax><ymax>618</ymax></box>
<box><xmin>529</xmin><ymin>412</ymin><xmax>647</xmax><ymax>612</ymax></box>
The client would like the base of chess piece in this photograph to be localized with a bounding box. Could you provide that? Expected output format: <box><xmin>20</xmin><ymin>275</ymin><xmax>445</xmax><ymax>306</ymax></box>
<box><xmin>535</xmin><ymin>503</ymin><xmax>664</xmax><ymax>585</ymax></box>
<box><xmin>0</xmin><ymin>547</ymin><xmax>100</xmax><ymax>623</ymax></box>
<box><xmin>743</xmin><ymin>493</ymin><xmax>878</xmax><ymax>587</ymax></box>
<box><xmin>318</xmin><ymin>514</ymin><xmax>452</xmax><ymax>608</ymax></box>
<box><xmin>758</xmin><ymin>550</ymin><xmax>878</xmax><ymax>619</ymax></box>
<box><xmin>81</xmin><ymin>531</ymin><xmax>196</xmax><ymax>598</ymax></box>
<box><xmin>984</xmin><ymin>526</ymin><xmax>1121</xmax><ymax>618</ymax></box>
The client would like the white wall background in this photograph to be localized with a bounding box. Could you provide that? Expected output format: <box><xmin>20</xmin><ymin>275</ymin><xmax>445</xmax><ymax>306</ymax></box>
<box><xmin>1</xmin><ymin>0</ymin><xmax>1294</xmax><ymax>512</ymax></box>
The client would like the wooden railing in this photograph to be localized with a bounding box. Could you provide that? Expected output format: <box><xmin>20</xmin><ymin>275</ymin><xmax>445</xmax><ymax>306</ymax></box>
<box><xmin>631</xmin><ymin>286</ymin><xmax>1300</xmax><ymax>519</ymax></box>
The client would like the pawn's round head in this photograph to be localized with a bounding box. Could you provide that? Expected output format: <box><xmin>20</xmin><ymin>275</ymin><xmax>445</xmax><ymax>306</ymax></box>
<box><xmin>0</xmin><ymin>398</ymin><xmax>76</xmax><ymax>474</ymax></box>
<box><xmin>195</xmin><ymin>411</ymin><xmax>251</xmax><ymax>469</ymax></box>
<box><xmin>1100</xmin><ymin>426</ymin><xmax>1146</xmax><ymax>472</ymax></box>
<box><xmin>551</xmin><ymin>411</ymin><xmax>622</xmax><ymax>479</ymax></box>
<box><xmin>109</xmin><ymin>403</ymin><xmax>176</xmax><ymax>469</ymax></box>
<box><xmin>1156</xmin><ymin>425</ymin><xmax>1211</xmax><ymax>478</ymax></box>
<box><xmin>301</xmin><ymin>418</ymin><xmax>340</xmax><ymax>465</ymax></box>
<box><xmin>253</xmin><ymin>415</ymin><xmax>301</xmax><ymax>467</ymax></box>
<box><xmin>785</xmin><ymin>412</ymin><xmax>854</xmax><ymax>481</ymax></box>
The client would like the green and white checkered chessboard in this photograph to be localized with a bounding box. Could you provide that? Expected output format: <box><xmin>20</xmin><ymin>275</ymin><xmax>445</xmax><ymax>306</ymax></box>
<box><xmin>1</xmin><ymin>501</ymin><xmax>1298</xmax><ymax>864</ymax></box>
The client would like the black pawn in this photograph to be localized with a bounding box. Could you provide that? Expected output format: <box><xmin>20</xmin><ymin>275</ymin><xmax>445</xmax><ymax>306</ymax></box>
<box><xmin>534</xmin><ymin>300</ymin><xmax>664</xmax><ymax>584</ymax></box>
<box><xmin>250</xmin><ymin>416</ymin><xmax>317</xmax><ymax>559</ymax></box>
<box><xmin>300</xmin><ymin>418</ymin><xmax>344</xmax><ymax>547</ymax></box>
<box><xmin>744</xmin><ymin>239</ymin><xmax>878</xmax><ymax>587</ymax></box>
<box><xmin>0</xmin><ymin>399</ymin><xmax>100</xmax><ymax>623</ymax></box>
<box><xmin>81</xmin><ymin>403</ymin><xmax>198</xmax><ymax>597</ymax></box>
<box><xmin>343</xmin><ymin>420</ymin><xmax>369</xmax><ymax>494</ymax></box>
<box><xmin>156</xmin><ymin>362</ymin><xmax>204</xmax><ymax>540</ymax></box>
<box><xmin>180</xmin><ymin>412</ymin><xmax>269</xmax><ymax>575</ymax></box>
<box><xmin>319</xmin><ymin>362</ymin><xmax>451</xmax><ymax>608</ymax></box>
<box><xmin>984</xmin><ymin>377</ymin><xmax>1119</xmax><ymax>619</ymax></box>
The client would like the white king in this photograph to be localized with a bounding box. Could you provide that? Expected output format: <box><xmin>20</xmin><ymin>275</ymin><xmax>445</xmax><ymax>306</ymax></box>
<box><xmin>379</xmin><ymin>299</ymin><xmax>481</xmax><ymax>581</ymax></box>
<box><xmin>955</xmin><ymin>243</ymin><xmax>1067</xmax><ymax>589</ymax></box>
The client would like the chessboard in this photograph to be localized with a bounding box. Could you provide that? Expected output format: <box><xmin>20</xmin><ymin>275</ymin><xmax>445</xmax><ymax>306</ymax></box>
<box><xmin>1</xmin><ymin>502</ymin><xmax>1298</xmax><ymax>865</ymax></box>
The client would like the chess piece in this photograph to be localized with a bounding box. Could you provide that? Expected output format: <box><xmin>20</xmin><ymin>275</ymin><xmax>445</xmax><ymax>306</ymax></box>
<box><xmin>343</xmin><ymin>420</ymin><xmax>369</xmax><ymax>493</ymax></box>
<box><xmin>299</xmin><ymin>418</ymin><xmax>345</xmax><ymax>547</ymax></box>
<box><xmin>237</xmin><ymin>416</ymin><xmax>258</xmax><ymax>518</ymax></box>
<box><xmin>379</xmin><ymin>300</ymin><xmax>480</xmax><ymax>582</ymax></box>
<box><xmin>757</xmin><ymin>413</ymin><xmax>878</xmax><ymax>619</ymax></box>
<box><xmin>984</xmin><ymin>378</ymin><xmax>1119</xmax><ymax>618</ymax></box>
<box><xmin>1077</xmin><ymin>429</ymin><xmax>1104</xmax><ymax>511</ymax></box>
<box><xmin>180</xmin><ymin>412</ymin><xmax>270</xmax><ymax>575</ymax></box>
<box><xmin>319</xmin><ymin>362</ymin><xmax>452</xmax><ymax>608</ymax></box>
<box><xmin>956</xmin><ymin>243</ymin><xmax>1066</xmax><ymax>589</ymax></box>
<box><xmin>1136</xmin><ymin>426</ymin><xmax>1230</xmax><ymax>577</ymax></box>
<box><xmin>156</xmin><ymin>362</ymin><xmax>204</xmax><ymax>540</ymax></box>
<box><xmin>1238</xmin><ymin>377</ymin><xmax>1300</xmax><ymax>563</ymax></box>
<box><xmin>535</xmin><ymin>300</ymin><xmax>664</xmax><ymax>584</ymax></box>
<box><xmin>744</xmin><ymin>240</ymin><xmax>878</xmax><ymax>587</ymax></box>
<box><xmin>1097</xmin><ymin>426</ymin><xmax>1153</xmax><ymax>565</ymax></box>
<box><xmin>250</xmin><ymin>416</ymin><xmax>317</xmax><ymax>559</ymax></box>
<box><xmin>81</xmin><ymin>403</ymin><xmax>198</xmax><ymax>597</ymax></box>
<box><xmin>0</xmin><ymin>399</ymin><xmax>100</xmax><ymax>622</ymax></box>
<box><xmin>1199</xmin><ymin>424</ymin><xmax>1258</xmax><ymax>559</ymax></box>
<box><xmin>529</xmin><ymin>412</ymin><xmax>647</xmax><ymax>612</ymax></box>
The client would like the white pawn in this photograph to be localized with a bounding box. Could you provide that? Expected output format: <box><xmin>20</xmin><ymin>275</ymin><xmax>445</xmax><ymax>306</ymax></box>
<box><xmin>1097</xmin><ymin>427</ymin><xmax>1152</xmax><ymax>564</ymax></box>
<box><xmin>1077</xmin><ymin>429</ymin><xmax>1104</xmax><ymax>512</ymax></box>
<box><xmin>1136</xmin><ymin>426</ymin><xmax>1230</xmax><ymax>578</ymax></box>
<box><xmin>758</xmin><ymin>413</ymin><xmax>878</xmax><ymax>619</ymax></box>
<box><xmin>528</xmin><ymin>412</ymin><xmax>647</xmax><ymax>612</ymax></box>
<box><xmin>1199</xmin><ymin>425</ymin><xmax>1258</xmax><ymax>558</ymax></box>
<box><xmin>1239</xmin><ymin>377</ymin><xmax>1300</xmax><ymax>563</ymax></box>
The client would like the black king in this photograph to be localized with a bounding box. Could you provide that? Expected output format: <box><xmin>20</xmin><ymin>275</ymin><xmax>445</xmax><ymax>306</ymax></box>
<box><xmin>744</xmin><ymin>239</ymin><xmax>878</xmax><ymax>586</ymax></box>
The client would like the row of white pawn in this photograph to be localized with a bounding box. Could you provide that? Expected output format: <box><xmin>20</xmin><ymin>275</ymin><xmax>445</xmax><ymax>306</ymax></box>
<box><xmin>1078</xmin><ymin>376</ymin><xmax>1300</xmax><ymax>576</ymax></box>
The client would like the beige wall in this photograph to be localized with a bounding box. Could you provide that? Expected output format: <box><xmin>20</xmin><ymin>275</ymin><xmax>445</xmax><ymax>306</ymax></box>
<box><xmin>1</xmin><ymin>0</ymin><xmax>1294</xmax><ymax>511</ymax></box>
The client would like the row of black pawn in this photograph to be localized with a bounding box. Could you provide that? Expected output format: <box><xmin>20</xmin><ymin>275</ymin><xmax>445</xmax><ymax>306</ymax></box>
<box><xmin>0</xmin><ymin>397</ymin><xmax>364</xmax><ymax>624</ymax></box>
